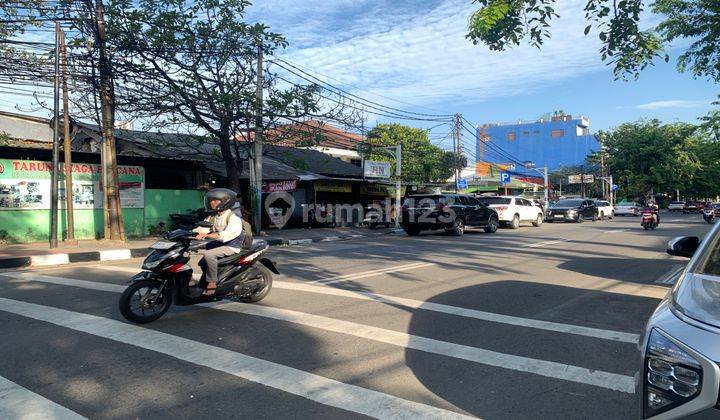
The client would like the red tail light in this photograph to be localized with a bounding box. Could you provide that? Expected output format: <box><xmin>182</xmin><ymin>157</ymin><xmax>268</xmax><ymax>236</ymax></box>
<box><xmin>496</xmin><ymin>206</ymin><xmax>508</xmax><ymax>213</ymax></box>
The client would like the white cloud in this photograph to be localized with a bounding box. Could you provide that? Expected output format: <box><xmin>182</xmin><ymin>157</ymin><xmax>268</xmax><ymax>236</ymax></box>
<box><xmin>265</xmin><ymin>0</ymin><xmax>617</xmax><ymax>109</ymax></box>
<box><xmin>634</xmin><ymin>99</ymin><xmax>712</xmax><ymax>110</ymax></box>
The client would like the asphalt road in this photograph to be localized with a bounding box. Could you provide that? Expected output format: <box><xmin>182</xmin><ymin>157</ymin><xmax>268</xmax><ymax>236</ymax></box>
<box><xmin>0</xmin><ymin>211</ymin><xmax>713</xmax><ymax>419</ymax></box>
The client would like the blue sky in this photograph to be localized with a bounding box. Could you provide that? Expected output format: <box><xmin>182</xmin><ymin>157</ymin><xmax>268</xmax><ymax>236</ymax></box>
<box><xmin>247</xmin><ymin>0</ymin><xmax>718</xmax><ymax>147</ymax></box>
<box><xmin>1</xmin><ymin>0</ymin><xmax>716</xmax><ymax>151</ymax></box>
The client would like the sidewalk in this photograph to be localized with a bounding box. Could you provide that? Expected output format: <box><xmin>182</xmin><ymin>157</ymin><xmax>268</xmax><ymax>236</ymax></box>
<box><xmin>0</xmin><ymin>226</ymin><xmax>402</xmax><ymax>269</ymax></box>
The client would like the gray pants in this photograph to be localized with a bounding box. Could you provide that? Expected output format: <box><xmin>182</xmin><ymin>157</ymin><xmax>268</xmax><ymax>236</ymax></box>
<box><xmin>199</xmin><ymin>246</ymin><xmax>238</xmax><ymax>283</ymax></box>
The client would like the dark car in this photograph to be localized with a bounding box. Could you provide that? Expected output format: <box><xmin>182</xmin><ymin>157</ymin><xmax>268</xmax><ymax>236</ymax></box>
<box><xmin>545</xmin><ymin>198</ymin><xmax>598</xmax><ymax>223</ymax></box>
<box><xmin>683</xmin><ymin>202</ymin><xmax>705</xmax><ymax>214</ymax></box>
<box><xmin>401</xmin><ymin>194</ymin><xmax>499</xmax><ymax>236</ymax></box>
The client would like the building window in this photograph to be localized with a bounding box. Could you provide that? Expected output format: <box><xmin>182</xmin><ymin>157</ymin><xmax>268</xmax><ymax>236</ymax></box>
<box><xmin>522</xmin><ymin>131</ymin><xmax>530</xmax><ymax>136</ymax></box>
<box><xmin>350</xmin><ymin>159</ymin><xmax>362</xmax><ymax>167</ymax></box>
<box><xmin>506</xmin><ymin>132</ymin><xmax>516</xmax><ymax>141</ymax></box>
<box><xmin>551</xmin><ymin>129</ymin><xmax>565</xmax><ymax>138</ymax></box>
<box><xmin>534</xmin><ymin>130</ymin><xmax>540</xmax><ymax>136</ymax></box>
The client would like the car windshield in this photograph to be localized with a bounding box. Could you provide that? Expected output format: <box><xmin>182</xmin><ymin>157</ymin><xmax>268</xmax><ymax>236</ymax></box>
<box><xmin>619</xmin><ymin>202</ymin><xmax>637</xmax><ymax>207</ymax></box>
<box><xmin>554</xmin><ymin>199</ymin><xmax>583</xmax><ymax>207</ymax></box>
<box><xmin>477</xmin><ymin>197</ymin><xmax>511</xmax><ymax>205</ymax></box>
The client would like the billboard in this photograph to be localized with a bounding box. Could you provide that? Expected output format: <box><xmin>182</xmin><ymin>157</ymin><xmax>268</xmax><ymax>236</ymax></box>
<box><xmin>0</xmin><ymin>159</ymin><xmax>144</xmax><ymax>210</ymax></box>
<box><xmin>567</xmin><ymin>174</ymin><xmax>594</xmax><ymax>184</ymax></box>
<box><xmin>364</xmin><ymin>160</ymin><xmax>392</xmax><ymax>178</ymax></box>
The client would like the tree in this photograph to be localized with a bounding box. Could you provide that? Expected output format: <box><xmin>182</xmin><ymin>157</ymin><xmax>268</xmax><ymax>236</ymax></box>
<box><xmin>466</xmin><ymin>0</ymin><xmax>719</xmax><ymax>82</ymax></box>
<box><xmin>105</xmin><ymin>0</ymin><xmax>339</xmax><ymax>192</ymax></box>
<box><xmin>365</xmin><ymin>123</ymin><xmax>465</xmax><ymax>183</ymax></box>
<box><xmin>599</xmin><ymin>120</ymin><xmax>701</xmax><ymax>198</ymax></box>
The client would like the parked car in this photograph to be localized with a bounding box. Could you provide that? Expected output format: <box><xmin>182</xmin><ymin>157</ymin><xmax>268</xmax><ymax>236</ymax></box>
<box><xmin>637</xmin><ymin>225</ymin><xmax>720</xmax><ymax>419</ymax></box>
<box><xmin>615</xmin><ymin>201</ymin><xmax>641</xmax><ymax>216</ymax></box>
<box><xmin>546</xmin><ymin>198</ymin><xmax>598</xmax><ymax>223</ymax></box>
<box><xmin>401</xmin><ymin>194</ymin><xmax>499</xmax><ymax>236</ymax></box>
<box><xmin>476</xmin><ymin>196</ymin><xmax>545</xmax><ymax>229</ymax></box>
<box><xmin>668</xmin><ymin>201</ymin><xmax>686</xmax><ymax>212</ymax></box>
<box><xmin>683</xmin><ymin>202</ymin><xmax>705</xmax><ymax>214</ymax></box>
<box><xmin>593</xmin><ymin>200</ymin><xmax>614</xmax><ymax>220</ymax></box>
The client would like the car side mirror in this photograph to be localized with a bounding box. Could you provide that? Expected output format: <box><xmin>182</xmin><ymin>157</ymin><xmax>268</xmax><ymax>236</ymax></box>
<box><xmin>667</xmin><ymin>236</ymin><xmax>700</xmax><ymax>258</ymax></box>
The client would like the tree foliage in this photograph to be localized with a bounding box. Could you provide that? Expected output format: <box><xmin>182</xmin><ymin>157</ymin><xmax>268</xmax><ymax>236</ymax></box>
<box><xmin>365</xmin><ymin>123</ymin><xmax>466</xmax><ymax>183</ymax></box>
<box><xmin>466</xmin><ymin>0</ymin><xmax>720</xmax><ymax>81</ymax></box>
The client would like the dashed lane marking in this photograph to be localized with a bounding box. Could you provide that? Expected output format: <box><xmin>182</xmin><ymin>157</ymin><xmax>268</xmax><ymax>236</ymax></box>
<box><xmin>4</xmin><ymin>273</ymin><xmax>636</xmax><ymax>393</ymax></box>
<box><xmin>0</xmin><ymin>374</ymin><xmax>87</xmax><ymax>420</ymax></box>
<box><xmin>522</xmin><ymin>239</ymin><xmax>570</xmax><ymax>248</ymax></box>
<box><xmin>0</xmin><ymin>298</ymin><xmax>474</xmax><ymax>420</ymax></box>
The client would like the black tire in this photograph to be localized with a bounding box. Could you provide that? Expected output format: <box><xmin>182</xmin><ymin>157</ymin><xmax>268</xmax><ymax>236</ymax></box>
<box><xmin>447</xmin><ymin>217</ymin><xmax>465</xmax><ymax>236</ymax></box>
<box><xmin>239</xmin><ymin>265</ymin><xmax>273</xmax><ymax>303</ymax></box>
<box><xmin>119</xmin><ymin>279</ymin><xmax>172</xmax><ymax>324</ymax></box>
<box><xmin>592</xmin><ymin>212</ymin><xmax>599</xmax><ymax>222</ymax></box>
<box><xmin>510</xmin><ymin>214</ymin><xmax>520</xmax><ymax>229</ymax></box>
<box><xmin>405</xmin><ymin>226</ymin><xmax>421</xmax><ymax>236</ymax></box>
<box><xmin>484</xmin><ymin>216</ymin><xmax>498</xmax><ymax>233</ymax></box>
<box><xmin>532</xmin><ymin>214</ymin><xmax>543</xmax><ymax>227</ymax></box>
<box><xmin>644</xmin><ymin>225</ymin><xmax>650</xmax><ymax>230</ymax></box>
<box><xmin>577</xmin><ymin>214</ymin><xmax>584</xmax><ymax>223</ymax></box>
<box><xmin>546</xmin><ymin>219</ymin><xmax>554</xmax><ymax>223</ymax></box>
<box><xmin>599</xmin><ymin>212</ymin><xmax>605</xmax><ymax>220</ymax></box>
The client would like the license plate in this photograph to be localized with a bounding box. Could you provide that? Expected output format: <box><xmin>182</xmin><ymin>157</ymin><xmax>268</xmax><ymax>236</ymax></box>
<box><xmin>554</xmin><ymin>215</ymin><xmax>564</xmax><ymax>219</ymax></box>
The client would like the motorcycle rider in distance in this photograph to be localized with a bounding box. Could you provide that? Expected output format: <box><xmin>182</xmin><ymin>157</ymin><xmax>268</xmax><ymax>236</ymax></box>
<box><xmin>644</xmin><ymin>199</ymin><xmax>660</xmax><ymax>226</ymax></box>
<box><xmin>190</xmin><ymin>188</ymin><xmax>246</xmax><ymax>296</ymax></box>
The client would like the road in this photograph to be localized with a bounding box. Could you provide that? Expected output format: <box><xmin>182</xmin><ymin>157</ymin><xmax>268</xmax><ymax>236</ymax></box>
<box><xmin>0</xmin><ymin>212</ymin><xmax>712</xmax><ymax>419</ymax></box>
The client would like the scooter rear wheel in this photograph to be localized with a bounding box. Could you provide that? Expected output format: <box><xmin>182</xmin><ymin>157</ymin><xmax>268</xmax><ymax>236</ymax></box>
<box><xmin>119</xmin><ymin>279</ymin><xmax>172</xmax><ymax>324</ymax></box>
<box><xmin>238</xmin><ymin>265</ymin><xmax>273</xmax><ymax>303</ymax></box>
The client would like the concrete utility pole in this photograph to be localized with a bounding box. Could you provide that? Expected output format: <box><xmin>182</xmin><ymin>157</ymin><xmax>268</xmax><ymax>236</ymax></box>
<box><xmin>50</xmin><ymin>22</ymin><xmax>61</xmax><ymax>248</ymax></box>
<box><xmin>93</xmin><ymin>0</ymin><xmax>124</xmax><ymax>240</ymax></box>
<box><xmin>543</xmin><ymin>165</ymin><xmax>548</xmax><ymax>205</ymax></box>
<box><xmin>252</xmin><ymin>41</ymin><xmax>264</xmax><ymax>234</ymax></box>
<box><xmin>60</xmin><ymin>28</ymin><xmax>75</xmax><ymax>243</ymax></box>
<box><xmin>395</xmin><ymin>144</ymin><xmax>401</xmax><ymax>229</ymax></box>
<box><xmin>453</xmin><ymin>113</ymin><xmax>462</xmax><ymax>192</ymax></box>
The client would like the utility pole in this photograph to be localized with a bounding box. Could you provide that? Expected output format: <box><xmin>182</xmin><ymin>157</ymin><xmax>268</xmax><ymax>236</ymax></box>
<box><xmin>92</xmin><ymin>0</ymin><xmax>124</xmax><ymax>240</ymax></box>
<box><xmin>453</xmin><ymin>113</ymin><xmax>462</xmax><ymax>192</ymax></box>
<box><xmin>252</xmin><ymin>41</ymin><xmax>264</xmax><ymax>234</ymax></box>
<box><xmin>580</xmin><ymin>165</ymin><xmax>586</xmax><ymax>198</ymax></box>
<box><xmin>543</xmin><ymin>165</ymin><xmax>548</xmax><ymax>205</ymax></box>
<box><xmin>60</xmin><ymin>28</ymin><xmax>75</xmax><ymax>244</ymax></box>
<box><xmin>395</xmin><ymin>144</ymin><xmax>402</xmax><ymax>229</ymax></box>
<box><xmin>50</xmin><ymin>22</ymin><xmax>61</xmax><ymax>249</ymax></box>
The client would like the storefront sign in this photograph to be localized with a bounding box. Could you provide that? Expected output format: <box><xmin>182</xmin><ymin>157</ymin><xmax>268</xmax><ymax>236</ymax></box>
<box><xmin>363</xmin><ymin>161</ymin><xmax>392</xmax><ymax>178</ymax></box>
<box><xmin>568</xmin><ymin>174</ymin><xmax>594</xmax><ymax>184</ymax></box>
<box><xmin>361</xmin><ymin>184</ymin><xmax>406</xmax><ymax>196</ymax></box>
<box><xmin>0</xmin><ymin>159</ymin><xmax>145</xmax><ymax>210</ymax></box>
<box><xmin>262</xmin><ymin>180</ymin><xmax>297</xmax><ymax>193</ymax></box>
<box><xmin>315</xmin><ymin>181</ymin><xmax>352</xmax><ymax>193</ymax></box>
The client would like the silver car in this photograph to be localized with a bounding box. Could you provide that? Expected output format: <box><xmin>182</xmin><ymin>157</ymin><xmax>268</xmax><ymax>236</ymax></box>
<box><xmin>616</xmin><ymin>201</ymin><xmax>641</xmax><ymax>216</ymax></box>
<box><xmin>637</xmin><ymin>224</ymin><xmax>720</xmax><ymax>419</ymax></box>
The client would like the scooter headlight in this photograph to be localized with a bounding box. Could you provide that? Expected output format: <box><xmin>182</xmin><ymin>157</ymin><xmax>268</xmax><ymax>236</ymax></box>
<box><xmin>643</xmin><ymin>329</ymin><xmax>703</xmax><ymax>418</ymax></box>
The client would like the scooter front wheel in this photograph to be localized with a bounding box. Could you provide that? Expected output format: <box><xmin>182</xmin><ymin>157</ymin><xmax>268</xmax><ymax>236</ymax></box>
<box><xmin>119</xmin><ymin>279</ymin><xmax>172</xmax><ymax>324</ymax></box>
<box><xmin>238</xmin><ymin>265</ymin><xmax>273</xmax><ymax>303</ymax></box>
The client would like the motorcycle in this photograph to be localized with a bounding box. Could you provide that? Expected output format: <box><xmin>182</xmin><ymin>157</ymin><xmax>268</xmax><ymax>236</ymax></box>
<box><xmin>703</xmin><ymin>208</ymin><xmax>716</xmax><ymax>224</ymax></box>
<box><xmin>118</xmin><ymin>221</ymin><xmax>278</xmax><ymax>324</ymax></box>
<box><xmin>641</xmin><ymin>209</ymin><xmax>658</xmax><ymax>230</ymax></box>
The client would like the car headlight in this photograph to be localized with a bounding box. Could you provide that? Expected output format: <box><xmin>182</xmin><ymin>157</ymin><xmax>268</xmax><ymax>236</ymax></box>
<box><xmin>644</xmin><ymin>329</ymin><xmax>702</xmax><ymax>418</ymax></box>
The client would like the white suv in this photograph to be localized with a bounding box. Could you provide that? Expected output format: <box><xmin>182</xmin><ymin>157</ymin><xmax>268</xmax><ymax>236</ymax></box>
<box><xmin>594</xmin><ymin>200</ymin><xmax>614</xmax><ymax>219</ymax></box>
<box><xmin>477</xmin><ymin>196</ymin><xmax>545</xmax><ymax>229</ymax></box>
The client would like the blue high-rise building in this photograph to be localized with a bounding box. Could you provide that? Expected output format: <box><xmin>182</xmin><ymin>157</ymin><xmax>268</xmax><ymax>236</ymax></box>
<box><xmin>476</xmin><ymin>115</ymin><xmax>600</xmax><ymax>171</ymax></box>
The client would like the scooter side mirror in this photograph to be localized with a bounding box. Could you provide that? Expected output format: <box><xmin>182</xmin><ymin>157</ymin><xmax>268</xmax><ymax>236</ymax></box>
<box><xmin>667</xmin><ymin>236</ymin><xmax>700</xmax><ymax>258</ymax></box>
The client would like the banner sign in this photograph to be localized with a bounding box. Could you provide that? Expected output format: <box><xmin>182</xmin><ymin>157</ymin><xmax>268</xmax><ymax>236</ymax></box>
<box><xmin>262</xmin><ymin>180</ymin><xmax>297</xmax><ymax>193</ymax></box>
<box><xmin>361</xmin><ymin>184</ymin><xmax>406</xmax><ymax>196</ymax></box>
<box><xmin>315</xmin><ymin>181</ymin><xmax>352</xmax><ymax>193</ymax></box>
<box><xmin>363</xmin><ymin>161</ymin><xmax>392</xmax><ymax>178</ymax></box>
<box><xmin>568</xmin><ymin>174</ymin><xmax>594</xmax><ymax>184</ymax></box>
<box><xmin>0</xmin><ymin>159</ymin><xmax>145</xmax><ymax>210</ymax></box>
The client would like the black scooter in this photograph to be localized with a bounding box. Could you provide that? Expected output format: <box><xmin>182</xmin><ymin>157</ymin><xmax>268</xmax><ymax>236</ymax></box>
<box><xmin>118</xmin><ymin>221</ymin><xmax>278</xmax><ymax>324</ymax></box>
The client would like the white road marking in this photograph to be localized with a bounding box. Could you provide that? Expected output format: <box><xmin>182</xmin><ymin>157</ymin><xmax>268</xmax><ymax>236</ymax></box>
<box><xmin>311</xmin><ymin>262</ymin><xmax>435</xmax><ymax>285</ymax></box>
<box><xmin>0</xmin><ymin>298</ymin><xmax>474</xmax><ymax>420</ymax></box>
<box><xmin>656</xmin><ymin>264</ymin><xmax>686</xmax><ymax>285</ymax></box>
<box><xmin>605</xmin><ymin>229</ymin><xmax>630</xmax><ymax>234</ymax></box>
<box><xmin>668</xmin><ymin>219</ymin><xmax>683</xmax><ymax>222</ymax></box>
<box><xmin>3</xmin><ymin>273</ymin><xmax>635</xmax><ymax>393</ymax></box>
<box><xmin>523</xmin><ymin>239</ymin><xmax>570</xmax><ymax>248</ymax></box>
<box><xmin>98</xmin><ymin>249</ymin><xmax>132</xmax><ymax>261</ymax></box>
<box><xmin>29</xmin><ymin>254</ymin><xmax>69</xmax><ymax>266</ymax></box>
<box><xmin>287</xmin><ymin>239</ymin><xmax>313</xmax><ymax>246</ymax></box>
<box><xmin>20</xmin><ymin>266</ymin><xmax>641</xmax><ymax>342</ymax></box>
<box><xmin>272</xmin><ymin>281</ymin><xmax>639</xmax><ymax>343</ymax></box>
<box><xmin>0</xmin><ymin>375</ymin><xmax>86</xmax><ymax>420</ymax></box>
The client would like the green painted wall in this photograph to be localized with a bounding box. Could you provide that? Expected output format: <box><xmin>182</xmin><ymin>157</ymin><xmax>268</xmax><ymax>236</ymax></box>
<box><xmin>0</xmin><ymin>189</ymin><xmax>203</xmax><ymax>243</ymax></box>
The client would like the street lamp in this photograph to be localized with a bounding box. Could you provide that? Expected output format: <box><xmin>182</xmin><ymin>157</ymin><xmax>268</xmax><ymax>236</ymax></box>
<box><xmin>523</xmin><ymin>161</ymin><xmax>549</xmax><ymax>205</ymax></box>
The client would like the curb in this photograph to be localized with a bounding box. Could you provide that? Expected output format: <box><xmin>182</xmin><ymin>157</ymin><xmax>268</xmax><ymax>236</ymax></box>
<box><xmin>0</xmin><ymin>229</ymin><xmax>405</xmax><ymax>269</ymax></box>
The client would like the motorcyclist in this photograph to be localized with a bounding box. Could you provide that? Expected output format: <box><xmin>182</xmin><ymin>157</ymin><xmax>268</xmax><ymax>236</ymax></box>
<box><xmin>190</xmin><ymin>188</ymin><xmax>245</xmax><ymax>296</ymax></box>
<box><xmin>644</xmin><ymin>199</ymin><xmax>660</xmax><ymax>225</ymax></box>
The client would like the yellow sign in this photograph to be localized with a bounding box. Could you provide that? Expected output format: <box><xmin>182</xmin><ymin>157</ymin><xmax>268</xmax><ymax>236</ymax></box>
<box><xmin>315</xmin><ymin>182</ymin><xmax>352</xmax><ymax>193</ymax></box>
<box><xmin>361</xmin><ymin>184</ymin><xmax>406</xmax><ymax>196</ymax></box>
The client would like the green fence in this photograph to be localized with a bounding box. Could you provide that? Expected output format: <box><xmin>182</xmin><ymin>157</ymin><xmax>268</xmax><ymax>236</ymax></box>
<box><xmin>0</xmin><ymin>189</ymin><xmax>203</xmax><ymax>243</ymax></box>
